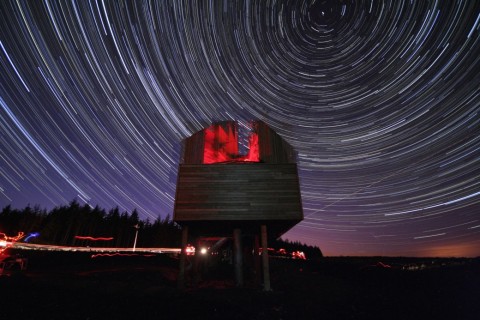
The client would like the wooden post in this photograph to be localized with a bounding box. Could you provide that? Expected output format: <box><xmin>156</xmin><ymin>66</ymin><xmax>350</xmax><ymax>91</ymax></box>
<box><xmin>177</xmin><ymin>226</ymin><xmax>188</xmax><ymax>289</ymax></box>
<box><xmin>233</xmin><ymin>228</ymin><xmax>243</xmax><ymax>287</ymax></box>
<box><xmin>193</xmin><ymin>237</ymin><xmax>201</xmax><ymax>286</ymax></box>
<box><xmin>261</xmin><ymin>224</ymin><xmax>271</xmax><ymax>291</ymax></box>
<box><xmin>254</xmin><ymin>234</ymin><xmax>261</xmax><ymax>287</ymax></box>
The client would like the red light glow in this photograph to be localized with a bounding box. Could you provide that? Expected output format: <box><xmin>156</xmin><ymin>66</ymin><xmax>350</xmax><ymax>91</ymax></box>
<box><xmin>243</xmin><ymin>132</ymin><xmax>260</xmax><ymax>162</ymax></box>
<box><xmin>185</xmin><ymin>245</ymin><xmax>195</xmax><ymax>256</ymax></box>
<box><xmin>203</xmin><ymin>123</ymin><xmax>260</xmax><ymax>164</ymax></box>
<box><xmin>203</xmin><ymin>124</ymin><xmax>238</xmax><ymax>164</ymax></box>
<box><xmin>90</xmin><ymin>252</ymin><xmax>155</xmax><ymax>258</ymax></box>
<box><xmin>292</xmin><ymin>251</ymin><xmax>306</xmax><ymax>260</ymax></box>
<box><xmin>0</xmin><ymin>232</ymin><xmax>24</xmax><ymax>254</ymax></box>
<box><xmin>75</xmin><ymin>236</ymin><xmax>114</xmax><ymax>241</ymax></box>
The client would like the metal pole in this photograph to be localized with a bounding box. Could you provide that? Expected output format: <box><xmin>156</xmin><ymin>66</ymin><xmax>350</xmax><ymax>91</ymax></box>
<box><xmin>133</xmin><ymin>224</ymin><xmax>140</xmax><ymax>252</ymax></box>
<box><xmin>261</xmin><ymin>224</ymin><xmax>271</xmax><ymax>291</ymax></box>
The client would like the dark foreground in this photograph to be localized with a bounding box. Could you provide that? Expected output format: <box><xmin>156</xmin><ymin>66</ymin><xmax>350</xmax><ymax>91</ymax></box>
<box><xmin>1</xmin><ymin>250</ymin><xmax>479</xmax><ymax>320</ymax></box>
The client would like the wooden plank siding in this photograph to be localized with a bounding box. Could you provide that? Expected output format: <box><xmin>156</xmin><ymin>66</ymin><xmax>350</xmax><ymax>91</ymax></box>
<box><xmin>174</xmin><ymin>163</ymin><xmax>303</xmax><ymax>222</ymax></box>
<box><xmin>254</xmin><ymin>121</ymin><xmax>296</xmax><ymax>163</ymax></box>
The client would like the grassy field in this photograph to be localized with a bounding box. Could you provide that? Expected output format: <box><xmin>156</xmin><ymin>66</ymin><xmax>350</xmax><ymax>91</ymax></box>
<box><xmin>1</xmin><ymin>250</ymin><xmax>479</xmax><ymax>319</ymax></box>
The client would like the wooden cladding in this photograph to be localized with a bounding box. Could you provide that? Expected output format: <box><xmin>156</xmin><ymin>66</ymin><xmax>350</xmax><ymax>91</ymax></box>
<box><xmin>253</xmin><ymin>121</ymin><xmax>296</xmax><ymax>164</ymax></box>
<box><xmin>174</xmin><ymin>163</ymin><xmax>303</xmax><ymax>222</ymax></box>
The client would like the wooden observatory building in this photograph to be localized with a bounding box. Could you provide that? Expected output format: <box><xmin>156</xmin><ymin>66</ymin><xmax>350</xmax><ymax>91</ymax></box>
<box><xmin>173</xmin><ymin>120</ymin><xmax>303</xmax><ymax>289</ymax></box>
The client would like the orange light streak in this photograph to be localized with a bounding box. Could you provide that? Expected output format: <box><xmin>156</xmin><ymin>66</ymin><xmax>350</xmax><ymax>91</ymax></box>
<box><xmin>75</xmin><ymin>236</ymin><xmax>114</xmax><ymax>241</ymax></box>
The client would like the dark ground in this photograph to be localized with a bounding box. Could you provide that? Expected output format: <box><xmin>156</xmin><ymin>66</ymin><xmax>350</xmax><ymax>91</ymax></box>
<box><xmin>1</xmin><ymin>250</ymin><xmax>479</xmax><ymax>320</ymax></box>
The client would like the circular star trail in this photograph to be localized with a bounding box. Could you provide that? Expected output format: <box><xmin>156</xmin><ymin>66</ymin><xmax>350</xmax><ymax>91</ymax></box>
<box><xmin>1</xmin><ymin>0</ymin><xmax>479</xmax><ymax>257</ymax></box>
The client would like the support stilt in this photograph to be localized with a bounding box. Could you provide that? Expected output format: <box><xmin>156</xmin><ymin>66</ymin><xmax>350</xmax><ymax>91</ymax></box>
<box><xmin>254</xmin><ymin>234</ymin><xmax>261</xmax><ymax>286</ymax></box>
<box><xmin>261</xmin><ymin>224</ymin><xmax>271</xmax><ymax>291</ymax></box>
<box><xmin>233</xmin><ymin>228</ymin><xmax>244</xmax><ymax>287</ymax></box>
<box><xmin>177</xmin><ymin>226</ymin><xmax>188</xmax><ymax>289</ymax></box>
<box><xmin>193</xmin><ymin>237</ymin><xmax>201</xmax><ymax>286</ymax></box>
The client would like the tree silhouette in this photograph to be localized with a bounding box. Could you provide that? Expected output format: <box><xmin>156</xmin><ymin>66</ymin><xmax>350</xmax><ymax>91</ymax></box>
<box><xmin>0</xmin><ymin>200</ymin><xmax>181</xmax><ymax>248</ymax></box>
<box><xmin>1</xmin><ymin>201</ymin><xmax>321</xmax><ymax>256</ymax></box>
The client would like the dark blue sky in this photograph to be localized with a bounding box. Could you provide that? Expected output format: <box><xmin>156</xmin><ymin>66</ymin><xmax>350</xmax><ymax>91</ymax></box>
<box><xmin>1</xmin><ymin>0</ymin><xmax>479</xmax><ymax>257</ymax></box>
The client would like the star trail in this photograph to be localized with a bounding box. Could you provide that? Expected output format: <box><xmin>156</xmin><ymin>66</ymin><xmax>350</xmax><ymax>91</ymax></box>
<box><xmin>1</xmin><ymin>0</ymin><xmax>479</xmax><ymax>257</ymax></box>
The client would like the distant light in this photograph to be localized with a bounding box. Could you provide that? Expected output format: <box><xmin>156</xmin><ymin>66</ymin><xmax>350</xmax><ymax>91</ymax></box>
<box><xmin>200</xmin><ymin>247</ymin><xmax>208</xmax><ymax>255</ymax></box>
<box><xmin>292</xmin><ymin>251</ymin><xmax>306</xmax><ymax>260</ymax></box>
<box><xmin>24</xmin><ymin>232</ymin><xmax>40</xmax><ymax>242</ymax></box>
<box><xmin>185</xmin><ymin>245</ymin><xmax>195</xmax><ymax>256</ymax></box>
<box><xmin>75</xmin><ymin>236</ymin><xmax>114</xmax><ymax>241</ymax></box>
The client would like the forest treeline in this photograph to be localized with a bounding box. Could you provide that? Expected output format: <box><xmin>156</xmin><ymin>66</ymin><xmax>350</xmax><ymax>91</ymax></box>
<box><xmin>0</xmin><ymin>200</ymin><xmax>181</xmax><ymax>248</ymax></box>
<box><xmin>1</xmin><ymin>200</ymin><xmax>322</xmax><ymax>258</ymax></box>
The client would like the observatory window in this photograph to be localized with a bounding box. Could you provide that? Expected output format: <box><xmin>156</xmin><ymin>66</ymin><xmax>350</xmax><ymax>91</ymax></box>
<box><xmin>203</xmin><ymin>122</ymin><xmax>259</xmax><ymax>164</ymax></box>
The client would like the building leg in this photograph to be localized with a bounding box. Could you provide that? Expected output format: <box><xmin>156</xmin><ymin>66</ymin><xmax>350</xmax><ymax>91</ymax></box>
<box><xmin>261</xmin><ymin>224</ymin><xmax>271</xmax><ymax>291</ymax></box>
<box><xmin>233</xmin><ymin>228</ymin><xmax>244</xmax><ymax>287</ymax></box>
<box><xmin>177</xmin><ymin>226</ymin><xmax>188</xmax><ymax>289</ymax></box>
<box><xmin>254</xmin><ymin>234</ymin><xmax>261</xmax><ymax>287</ymax></box>
<box><xmin>193</xmin><ymin>237</ymin><xmax>202</xmax><ymax>286</ymax></box>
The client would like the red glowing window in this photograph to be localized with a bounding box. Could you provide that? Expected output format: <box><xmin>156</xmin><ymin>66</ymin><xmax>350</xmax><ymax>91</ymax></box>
<box><xmin>203</xmin><ymin>123</ymin><xmax>260</xmax><ymax>164</ymax></box>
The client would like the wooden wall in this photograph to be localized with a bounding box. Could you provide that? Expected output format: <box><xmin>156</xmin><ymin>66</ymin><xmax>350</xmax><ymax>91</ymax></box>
<box><xmin>254</xmin><ymin>121</ymin><xmax>296</xmax><ymax>164</ymax></box>
<box><xmin>174</xmin><ymin>163</ymin><xmax>303</xmax><ymax>223</ymax></box>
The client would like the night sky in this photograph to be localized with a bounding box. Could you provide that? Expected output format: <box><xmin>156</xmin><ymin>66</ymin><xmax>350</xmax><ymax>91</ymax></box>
<box><xmin>1</xmin><ymin>0</ymin><xmax>479</xmax><ymax>257</ymax></box>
